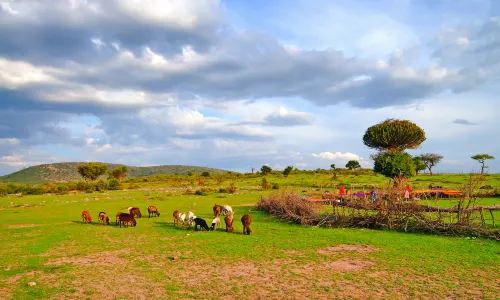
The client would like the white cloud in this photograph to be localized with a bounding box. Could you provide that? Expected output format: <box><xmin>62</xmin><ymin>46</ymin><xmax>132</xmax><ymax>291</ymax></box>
<box><xmin>0</xmin><ymin>58</ymin><xmax>57</xmax><ymax>89</ymax></box>
<box><xmin>0</xmin><ymin>138</ymin><xmax>19</xmax><ymax>145</ymax></box>
<box><xmin>312</xmin><ymin>152</ymin><xmax>361</xmax><ymax>161</ymax></box>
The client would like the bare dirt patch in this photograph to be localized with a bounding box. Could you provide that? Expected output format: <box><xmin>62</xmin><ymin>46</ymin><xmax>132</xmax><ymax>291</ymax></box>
<box><xmin>8</xmin><ymin>224</ymin><xmax>39</xmax><ymax>229</ymax></box>
<box><xmin>46</xmin><ymin>249</ymin><xmax>129</xmax><ymax>267</ymax></box>
<box><xmin>317</xmin><ymin>244</ymin><xmax>378</xmax><ymax>255</ymax></box>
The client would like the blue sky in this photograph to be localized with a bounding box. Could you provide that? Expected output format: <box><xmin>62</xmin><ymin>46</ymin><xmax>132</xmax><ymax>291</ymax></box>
<box><xmin>0</xmin><ymin>0</ymin><xmax>499</xmax><ymax>175</ymax></box>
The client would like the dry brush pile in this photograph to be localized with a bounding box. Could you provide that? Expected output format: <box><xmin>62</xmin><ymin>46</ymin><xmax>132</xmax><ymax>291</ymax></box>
<box><xmin>257</xmin><ymin>175</ymin><xmax>500</xmax><ymax>240</ymax></box>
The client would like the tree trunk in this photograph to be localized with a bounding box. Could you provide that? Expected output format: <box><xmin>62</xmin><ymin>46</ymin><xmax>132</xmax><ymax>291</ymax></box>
<box><xmin>480</xmin><ymin>162</ymin><xmax>485</xmax><ymax>175</ymax></box>
<box><xmin>429</xmin><ymin>167</ymin><xmax>433</xmax><ymax>176</ymax></box>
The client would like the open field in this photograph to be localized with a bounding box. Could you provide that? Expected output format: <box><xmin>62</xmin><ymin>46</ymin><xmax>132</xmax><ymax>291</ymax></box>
<box><xmin>0</xmin><ymin>185</ymin><xmax>499</xmax><ymax>300</ymax></box>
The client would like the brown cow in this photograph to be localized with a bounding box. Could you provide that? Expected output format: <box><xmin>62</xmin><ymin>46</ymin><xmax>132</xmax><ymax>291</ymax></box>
<box><xmin>81</xmin><ymin>210</ymin><xmax>92</xmax><ymax>223</ymax></box>
<box><xmin>213</xmin><ymin>204</ymin><xmax>221</xmax><ymax>218</ymax></box>
<box><xmin>148</xmin><ymin>206</ymin><xmax>160</xmax><ymax>218</ymax></box>
<box><xmin>128</xmin><ymin>207</ymin><xmax>142</xmax><ymax>218</ymax></box>
<box><xmin>224</xmin><ymin>212</ymin><xmax>234</xmax><ymax>232</ymax></box>
<box><xmin>115</xmin><ymin>212</ymin><xmax>123</xmax><ymax>225</ymax></box>
<box><xmin>98</xmin><ymin>212</ymin><xmax>110</xmax><ymax>225</ymax></box>
<box><xmin>241</xmin><ymin>214</ymin><xmax>252</xmax><ymax>235</ymax></box>
<box><xmin>118</xmin><ymin>213</ymin><xmax>136</xmax><ymax>228</ymax></box>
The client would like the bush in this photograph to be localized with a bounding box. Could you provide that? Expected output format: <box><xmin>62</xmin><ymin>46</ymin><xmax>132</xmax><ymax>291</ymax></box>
<box><xmin>66</xmin><ymin>181</ymin><xmax>77</xmax><ymax>191</ymax></box>
<box><xmin>272</xmin><ymin>183</ymin><xmax>280</xmax><ymax>189</ymax></box>
<box><xmin>201</xmin><ymin>171</ymin><xmax>210</xmax><ymax>177</ymax></box>
<box><xmin>57</xmin><ymin>185</ymin><xmax>68</xmax><ymax>194</ymax></box>
<box><xmin>76</xmin><ymin>181</ymin><xmax>86</xmax><ymax>191</ymax></box>
<box><xmin>0</xmin><ymin>186</ymin><xmax>7</xmax><ymax>197</ymax></box>
<box><xmin>32</xmin><ymin>186</ymin><xmax>44</xmax><ymax>195</ymax></box>
<box><xmin>85</xmin><ymin>183</ymin><xmax>96</xmax><ymax>192</ymax></box>
<box><xmin>108</xmin><ymin>178</ymin><xmax>121</xmax><ymax>190</ymax></box>
<box><xmin>226</xmin><ymin>183</ymin><xmax>238</xmax><ymax>194</ymax></box>
<box><xmin>262</xmin><ymin>177</ymin><xmax>271</xmax><ymax>190</ymax></box>
<box><xmin>95</xmin><ymin>180</ymin><xmax>108</xmax><ymax>191</ymax></box>
<box><xmin>480</xmin><ymin>185</ymin><xmax>493</xmax><ymax>189</ymax></box>
<box><xmin>194</xmin><ymin>187</ymin><xmax>214</xmax><ymax>196</ymax></box>
<box><xmin>128</xmin><ymin>183</ymin><xmax>140</xmax><ymax>189</ymax></box>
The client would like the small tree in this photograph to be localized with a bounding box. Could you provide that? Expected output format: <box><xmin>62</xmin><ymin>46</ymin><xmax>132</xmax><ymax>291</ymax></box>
<box><xmin>372</xmin><ymin>152</ymin><xmax>415</xmax><ymax>185</ymax></box>
<box><xmin>110</xmin><ymin>166</ymin><xmax>128</xmax><ymax>183</ymax></box>
<box><xmin>260</xmin><ymin>165</ymin><xmax>272</xmax><ymax>176</ymax></box>
<box><xmin>419</xmin><ymin>153</ymin><xmax>443</xmax><ymax>175</ymax></box>
<box><xmin>363</xmin><ymin>119</ymin><xmax>426</xmax><ymax>152</ymax></box>
<box><xmin>77</xmin><ymin>162</ymin><xmax>108</xmax><ymax>181</ymax></box>
<box><xmin>283</xmin><ymin>166</ymin><xmax>293</xmax><ymax>177</ymax></box>
<box><xmin>330</xmin><ymin>164</ymin><xmax>336</xmax><ymax>170</ymax></box>
<box><xmin>412</xmin><ymin>156</ymin><xmax>427</xmax><ymax>175</ymax></box>
<box><xmin>345</xmin><ymin>160</ymin><xmax>361</xmax><ymax>170</ymax></box>
<box><xmin>471</xmin><ymin>154</ymin><xmax>495</xmax><ymax>174</ymax></box>
<box><xmin>201</xmin><ymin>171</ymin><xmax>210</xmax><ymax>177</ymax></box>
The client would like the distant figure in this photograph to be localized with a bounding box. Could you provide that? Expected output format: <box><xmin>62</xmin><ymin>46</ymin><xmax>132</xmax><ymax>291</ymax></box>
<box><xmin>339</xmin><ymin>185</ymin><xmax>345</xmax><ymax>196</ymax></box>
<box><xmin>429</xmin><ymin>184</ymin><xmax>433</xmax><ymax>190</ymax></box>
<box><xmin>404</xmin><ymin>184</ymin><xmax>410</xmax><ymax>201</ymax></box>
<box><xmin>198</xmin><ymin>178</ymin><xmax>203</xmax><ymax>185</ymax></box>
<box><xmin>371</xmin><ymin>188</ymin><xmax>377</xmax><ymax>204</ymax></box>
<box><xmin>346</xmin><ymin>189</ymin><xmax>351</xmax><ymax>196</ymax></box>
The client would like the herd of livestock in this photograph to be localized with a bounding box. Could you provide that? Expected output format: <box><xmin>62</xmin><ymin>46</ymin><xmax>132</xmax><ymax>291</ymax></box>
<box><xmin>80</xmin><ymin>203</ymin><xmax>252</xmax><ymax>235</ymax></box>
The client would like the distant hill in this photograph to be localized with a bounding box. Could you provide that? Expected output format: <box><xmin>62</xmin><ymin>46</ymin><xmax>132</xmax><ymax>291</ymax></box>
<box><xmin>0</xmin><ymin>162</ymin><xmax>230</xmax><ymax>184</ymax></box>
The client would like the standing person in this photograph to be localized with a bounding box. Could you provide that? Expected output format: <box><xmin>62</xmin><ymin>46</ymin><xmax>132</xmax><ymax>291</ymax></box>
<box><xmin>339</xmin><ymin>185</ymin><xmax>345</xmax><ymax>196</ymax></box>
<box><xmin>371</xmin><ymin>187</ymin><xmax>376</xmax><ymax>204</ymax></box>
<box><xmin>404</xmin><ymin>184</ymin><xmax>410</xmax><ymax>201</ymax></box>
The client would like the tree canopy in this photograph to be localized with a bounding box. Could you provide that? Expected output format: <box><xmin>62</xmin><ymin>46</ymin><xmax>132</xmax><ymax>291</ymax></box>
<box><xmin>345</xmin><ymin>160</ymin><xmax>361</xmax><ymax>170</ymax></box>
<box><xmin>363</xmin><ymin>119</ymin><xmax>426</xmax><ymax>152</ymax></box>
<box><xmin>110</xmin><ymin>166</ymin><xmax>128</xmax><ymax>183</ymax></box>
<box><xmin>412</xmin><ymin>156</ymin><xmax>427</xmax><ymax>175</ymax></box>
<box><xmin>419</xmin><ymin>153</ymin><xmax>443</xmax><ymax>175</ymax></box>
<box><xmin>471</xmin><ymin>154</ymin><xmax>495</xmax><ymax>174</ymax></box>
<box><xmin>77</xmin><ymin>162</ymin><xmax>108</xmax><ymax>181</ymax></box>
<box><xmin>260</xmin><ymin>165</ymin><xmax>272</xmax><ymax>176</ymax></box>
<box><xmin>283</xmin><ymin>166</ymin><xmax>293</xmax><ymax>177</ymax></box>
<box><xmin>372</xmin><ymin>152</ymin><xmax>415</xmax><ymax>183</ymax></box>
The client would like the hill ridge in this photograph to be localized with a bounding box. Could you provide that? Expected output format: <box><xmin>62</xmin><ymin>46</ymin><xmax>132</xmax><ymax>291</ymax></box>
<box><xmin>0</xmin><ymin>162</ymin><xmax>231</xmax><ymax>184</ymax></box>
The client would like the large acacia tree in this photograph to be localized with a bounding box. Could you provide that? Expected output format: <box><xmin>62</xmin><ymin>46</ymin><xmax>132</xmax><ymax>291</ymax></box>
<box><xmin>364</xmin><ymin>119</ymin><xmax>426</xmax><ymax>186</ymax></box>
<box><xmin>471</xmin><ymin>154</ymin><xmax>495</xmax><ymax>174</ymax></box>
<box><xmin>77</xmin><ymin>162</ymin><xmax>108</xmax><ymax>181</ymax></box>
<box><xmin>110</xmin><ymin>166</ymin><xmax>128</xmax><ymax>183</ymax></box>
<box><xmin>419</xmin><ymin>153</ymin><xmax>444</xmax><ymax>175</ymax></box>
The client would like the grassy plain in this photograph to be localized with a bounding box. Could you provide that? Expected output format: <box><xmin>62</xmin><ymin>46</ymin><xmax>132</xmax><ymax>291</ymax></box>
<box><xmin>0</xmin><ymin>173</ymin><xmax>499</xmax><ymax>299</ymax></box>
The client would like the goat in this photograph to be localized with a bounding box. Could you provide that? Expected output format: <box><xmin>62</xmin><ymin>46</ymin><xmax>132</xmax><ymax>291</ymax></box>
<box><xmin>221</xmin><ymin>205</ymin><xmax>233</xmax><ymax>215</ymax></box>
<box><xmin>81</xmin><ymin>210</ymin><xmax>92</xmax><ymax>223</ymax></box>
<box><xmin>187</xmin><ymin>211</ymin><xmax>196</xmax><ymax>227</ymax></box>
<box><xmin>98</xmin><ymin>212</ymin><xmax>110</xmax><ymax>225</ymax></box>
<box><xmin>129</xmin><ymin>207</ymin><xmax>142</xmax><ymax>218</ymax></box>
<box><xmin>213</xmin><ymin>204</ymin><xmax>221</xmax><ymax>217</ymax></box>
<box><xmin>148</xmin><ymin>206</ymin><xmax>160</xmax><ymax>218</ymax></box>
<box><xmin>116</xmin><ymin>212</ymin><xmax>123</xmax><ymax>225</ymax></box>
<box><xmin>193</xmin><ymin>217</ymin><xmax>210</xmax><ymax>231</ymax></box>
<box><xmin>224</xmin><ymin>212</ymin><xmax>234</xmax><ymax>232</ymax></box>
<box><xmin>173</xmin><ymin>210</ymin><xmax>182</xmax><ymax>226</ymax></box>
<box><xmin>118</xmin><ymin>213</ymin><xmax>136</xmax><ymax>228</ymax></box>
<box><xmin>241</xmin><ymin>214</ymin><xmax>252</xmax><ymax>235</ymax></box>
<box><xmin>179</xmin><ymin>213</ymin><xmax>186</xmax><ymax>225</ymax></box>
<box><xmin>210</xmin><ymin>217</ymin><xmax>221</xmax><ymax>231</ymax></box>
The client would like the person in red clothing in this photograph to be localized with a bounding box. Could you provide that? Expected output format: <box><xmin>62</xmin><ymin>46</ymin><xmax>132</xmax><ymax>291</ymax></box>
<box><xmin>339</xmin><ymin>185</ymin><xmax>345</xmax><ymax>196</ymax></box>
<box><xmin>404</xmin><ymin>184</ymin><xmax>410</xmax><ymax>200</ymax></box>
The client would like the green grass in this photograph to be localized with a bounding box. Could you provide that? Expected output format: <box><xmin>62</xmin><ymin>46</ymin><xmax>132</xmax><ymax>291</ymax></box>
<box><xmin>0</xmin><ymin>187</ymin><xmax>499</xmax><ymax>299</ymax></box>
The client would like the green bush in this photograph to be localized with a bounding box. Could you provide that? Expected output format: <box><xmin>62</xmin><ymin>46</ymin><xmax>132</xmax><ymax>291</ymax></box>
<box><xmin>95</xmin><ymin>180</ymin><xmax>108</xmax><ymax>191</ymax></box>
<box><xmin>108</xmin><ymin>178</ymin><xmax>121</xmax><ymax>190</ymax></box>
<box><xmin>85</xmin><ymin>183</ymin><xmax>96</xmax><ymax>192</ymax></box>
<box><xmin>201</xmin><ymin>171</ymin><xmax>210</xmax><ymax>177</ymax></box>
<box><xmin>0</xmin><ymin>186</ymin><xmax>7</xmax><ymax>197</ymax></box>
<box><xmin>194</xmin><ymin>187</ymin><xmax>214</xmax><ymax>196</ymax></box>
<box><xmin>76</xmin><ymin>181</ymin><xmax>86</xmax><ymax>191</ymax></box>
<box><xmin>32</xmin><ymin>186</ymin><xmax>44</xmax><ymax>195</ymax></box>
<box><xmin>226</xmin><ymin>183</ymin><xmax>238</xmax><ymax>194</ymax></box>
<box><xmin>57</xmin><ymin>185</ymin><xmax>68</xmax><ymax>194</ymax></box>
<box><xmin>272</xmin><ymin>183</ymin><xmax>280</xmax><ymax>189</ymax></box>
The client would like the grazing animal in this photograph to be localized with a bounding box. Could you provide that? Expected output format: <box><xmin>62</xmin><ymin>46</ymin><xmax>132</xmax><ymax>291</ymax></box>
<box><xmin>173</xmin><ymin>210</ymin><xmax>182</xmax><ymax>226</ymax></box>
<box><xmin>98</xmin><ymin>212</ymin><xmax>110</xmax><ymax>225</ymax></box>
<box><xmin>193</xmin><ymin>217</ymin><xmax>210</xmax><ymax>231</ymax></box>
<box><xmin>241</xmin><ymin>214</ymin><xmax>252</xmax><ymax>235</ymax></box>
<box><xmin>129</xmin><ymin>207</ymin><xmax>142</xmax><ymax>218</ymax></box>
<box><xmin>81</xmin><ymin>210</ymin><xmax>92</xmax><ymax>223</ymax></box>
<box><xmin>116</xmin><ymin>212</ymin><xmax>123</xmax><ymax>225</ymax></box>
<box><xmin>187</xmin><ymin>211</ymin><xmax>196</xmax><ymax>226</ymax></box>
<box><xmin>224</xmin><ymin>212</ymin><xmax>234</xmax><ymax>232</ymax></box>
<box><xmin>127</xmin><ymin>207</ymin><xmax>133</xmax><ymax>213</ymax></box>
<box><xmin>210</xmin><ymin>217</ymin><xmax>221</xmax><ymax>231</ymax></box>
<box><xmin>221</xmin><ymin>205</ymin><xmax>233</xmax><ymax>215</ymax></box>
<box><xmin>213</xmin><ymin>204</ymin><xmax>221</xmax><ymax>217</ymax></box>
<box><xmin>118</xmin><ymin>213</ymin><xmax>136</xmax><ymax>228</ymax></box>
<box><xmin>179</xmin><ymin>213</ymin><xmax>186</xmax><ymax>224</ymax></box>
<box><xmin>148</xmin><ymin>206</ymin><xmax>160</xmax><ymax>218</ymax></box>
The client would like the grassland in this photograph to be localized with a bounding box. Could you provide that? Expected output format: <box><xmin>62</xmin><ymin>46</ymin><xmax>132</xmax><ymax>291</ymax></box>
<box><xmin>0</xmin><ymin>180</ymin><xmax>499</xmax><ymax>299</ymax></box>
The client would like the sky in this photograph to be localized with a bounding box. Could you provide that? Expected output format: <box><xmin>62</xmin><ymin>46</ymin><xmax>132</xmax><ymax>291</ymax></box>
<box><xmin>0</xmin><ymin>0</ymin><xmax>499</xmax><ymax>175</ymax></box>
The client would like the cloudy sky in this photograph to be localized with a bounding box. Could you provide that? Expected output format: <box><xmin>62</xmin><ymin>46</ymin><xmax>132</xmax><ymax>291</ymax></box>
<box><xmin>0</xmin><ymin>0</ymin><xmax>499</xmax><ymax>175</ymax></box>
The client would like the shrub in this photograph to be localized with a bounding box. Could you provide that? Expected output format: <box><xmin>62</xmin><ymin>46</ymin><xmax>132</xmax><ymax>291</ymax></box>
<box><xmin>272</xmin><ymin>183</ymin><xmax>280</xmax><ymax>189</ymax></box>
<box><xmin>480</xmin><ymin>185</ymin><xmax>493</xmax><ymax>189</ymax></box>
<box><xmin>262</xmin><ymin>177</ymin><xmax>271</xmax><ymax>190</ymax></box>
<box><xmin>226</xmin><ymin>183</ymin><xmax>238</xmax><ymax>194</ymax></box>
<box><xmin>95</xmin><ymin>180</ymin><xmax>108</xmax><ymax>191</ymax></box>
<box><xmin>195</xmin><ymin>187</ymin><xmax>214</xmax><ymax>196</ymax></box>
<box><xmin>373</xmin><ymin>151</ymin><xmax>415</xmax><ymax>184</ymax></box>
<box><xmin>108</xmin><ymin>178</ymin><xmax>121</xmax><ymax>190</ymax></box>
<box><xmin>0</xmin><ymin>186</ymin><xmax>7</xmax><ymax>197</ymax></box>
<box><xmin>85</xmin><ymin>183</ymin><xmax>96</xmax><ymax>192</ymax></box>
<box><xmin>32</xmin><ymin>186</ymin><xmax>44</xmax><ymax>195</ymax></box>
<box><xmin>201</xmin><ymin>171</ymin><xmax>210</xmax><ymax>177</ymax></box>
<box><xmin>57</xmin><ymin>185</ymin><xmax>68</xmax><ymax>194</ymax></box>
<box><xmin>76</xmin><ymin>181</ymin><xmax>86</xmax><ymax>191</ymax></box>
<box><xmin>128</xmin><ymin>183</ymin><xmax>140</xmax><ymax>189</ymax></box>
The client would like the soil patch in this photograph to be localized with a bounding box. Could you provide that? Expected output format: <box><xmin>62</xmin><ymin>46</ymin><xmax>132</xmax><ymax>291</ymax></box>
<box><xmin>46</xmin><ymin>249</ymin><xmax>129</xmax><ymax>267</ymax></box>
<box><xmin>317</xmin><ymin>244</ymin><xmax>378</xmax><ymax>255</ymax></box>
<box><xmin>8</xmin><ymin>224</ymin><xmax>39</xmax><ymax>229</ymax></box>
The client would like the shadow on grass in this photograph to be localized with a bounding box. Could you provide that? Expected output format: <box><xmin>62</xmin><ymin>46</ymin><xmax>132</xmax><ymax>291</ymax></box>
<box><xmin>152</xmin><ymin>221</ymin><xmax>248</xmax><ymax>235</ymax></box>
<box><xmin>70</xmin><ymin>220</ymin><xmax>137</xmax><ymax>229</ymax></box>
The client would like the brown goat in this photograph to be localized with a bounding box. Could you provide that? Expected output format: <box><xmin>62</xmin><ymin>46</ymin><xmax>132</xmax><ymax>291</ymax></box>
<box><xmin>128</xmin><ymin>207</ymin><xmax>142</xmax><ymax>218</ymax></box>
<box><xmin>118</xmin><ymin>213</ymin><xmax>136</xmax><ymax>228</ymax></box>
<box><xmin>213</xmin><ymin>204</ymin><xmax>221</xmax><ymax>217</ymax></box>
<box><xmin>98</xmin><ymin>212</ymin><xmax>110</xmax><ymax>225</ymax></box>
<box><xmin>173</xmin><ymin>210</ymin><xmax>181</xmax><ymax>226</ymax></box>
<box><xmin>224</xmin><ymin>212</ymin><xmax>234</xmax><ymax>232</ymax></box>
<box><xmin>241</xmin><ymin>214</ymin><xmax>252</xmax><ymax>235</ymax></box>
<box><xmin>148</xmin><ymin>206</ymin><xmax>160</xmax><ymax>218</ymax></box>
<box><xmin>81</xmin><ymin>210</ymin><xmax>92</xmax><ymax>223</ymax></box>
<box><xmin>115</xmin><ymin>212</ymin><xmax>123</xmax><ymax>225</ymax></box>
